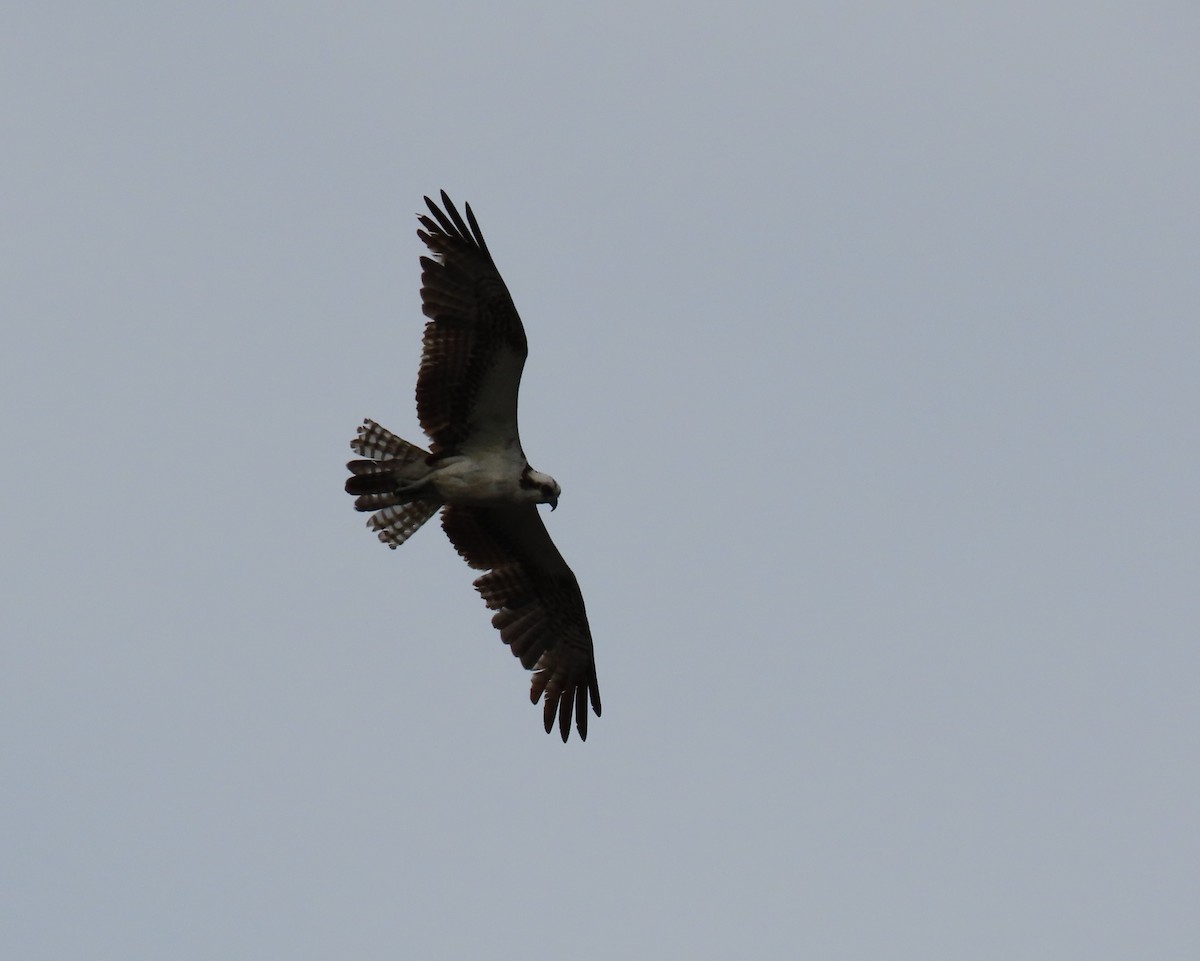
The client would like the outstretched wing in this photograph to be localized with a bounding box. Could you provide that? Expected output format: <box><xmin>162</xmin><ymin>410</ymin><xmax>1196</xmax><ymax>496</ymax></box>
<box><xmin>441</xmin><ymin>504</ymin><xmax>601</xmax><ymax>742</ymax></box>
<box><xmin>416</xmin><ymin>192</ymin><xmax>528</xmax><ymax>454</ymax></box>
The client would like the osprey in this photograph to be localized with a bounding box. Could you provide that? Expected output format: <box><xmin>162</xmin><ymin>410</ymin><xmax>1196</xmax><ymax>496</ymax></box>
<box><xmin>345</xmin><ymin>191</ymin><xmax>601</xmax><ymax>741</ymax></box>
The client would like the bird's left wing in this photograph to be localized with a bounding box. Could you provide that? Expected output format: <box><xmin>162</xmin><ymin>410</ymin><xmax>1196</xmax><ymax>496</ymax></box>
<box><xmin>416</xmin><ymin>192</ymin><xmax>528</xmax><ymax>455</ymax></box>
<box><xmin>441</xmin><ymin>504</ymin><xmax>601</xmax><ymax>741</ymax></box>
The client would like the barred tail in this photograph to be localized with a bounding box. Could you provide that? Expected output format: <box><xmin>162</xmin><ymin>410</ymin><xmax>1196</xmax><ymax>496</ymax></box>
<box><xmin>349</xmin><ymin>418</ymin><xmax>429</xmax><ymax>462</ymax></box>
<box><xmin>366</xmin><ymin>501</ymin><xmax>442</xmax><ymax>549</ymax></box>
<box><xmin>345</xmin><ymin>419</ymin><xmax>441</xmax><ymax>549</ymax></box>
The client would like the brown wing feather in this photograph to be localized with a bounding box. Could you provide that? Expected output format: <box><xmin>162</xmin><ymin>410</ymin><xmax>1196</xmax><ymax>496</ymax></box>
<box><xmin>416</xmin><ymin>192</ymin><xmax>528</xmax><ymax>453</ymax></box>
<box><xmin>441</xmin><ymin>504</ymin><xmax>601</xmax><ymax>742</ymax></box>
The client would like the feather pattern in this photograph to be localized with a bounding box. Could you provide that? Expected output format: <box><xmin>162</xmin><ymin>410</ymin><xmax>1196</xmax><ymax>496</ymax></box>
<box><xmin>350</xmin><ymin>418</ymin><xmax>426</xmax><ymax>462</ymax></box>
<box><xmin>415</xmin><ymin>192</ymin><xmax>528</xmax><ymax>454</ymax></box>
<box><xmin>441</xmin><ymin>504</ymin><xmax>601</xmax><ymax>741</ymax></box>
<box><xmin>344</xmin><ymin>420</ymin><xmax>441</xmax><ymax>547</ymax></box>
<box><xmin>367</xmin><ymin>501</ymin><xmax>442</xmax><ymax>550</ymax></box>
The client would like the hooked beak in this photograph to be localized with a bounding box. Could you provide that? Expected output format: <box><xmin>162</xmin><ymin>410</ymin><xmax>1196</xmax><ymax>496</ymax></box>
<box><xmin>549</xmin><ymin>496</ymin><xmax>558</xmax><ymax>511</ymax></box>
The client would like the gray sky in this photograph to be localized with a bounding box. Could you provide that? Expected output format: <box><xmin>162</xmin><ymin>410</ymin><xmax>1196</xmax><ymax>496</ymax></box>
<box><xmin>3</xmin><ymin>3</ymin><xmax>1198</xmax><ymax>958</ymax></box>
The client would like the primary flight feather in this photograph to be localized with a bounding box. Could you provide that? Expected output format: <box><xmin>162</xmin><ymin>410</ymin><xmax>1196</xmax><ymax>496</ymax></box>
<box><xmin>345</xmin><ymin>192</ymin><xmax>600</xmax><ymax>741</ymax></box>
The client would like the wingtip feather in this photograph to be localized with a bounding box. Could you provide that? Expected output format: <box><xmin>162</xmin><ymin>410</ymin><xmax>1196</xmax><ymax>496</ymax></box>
<box><xmin>558</xmin><ymin>690</ymin><xmax>573</xmax><ymax>742</ymax></box>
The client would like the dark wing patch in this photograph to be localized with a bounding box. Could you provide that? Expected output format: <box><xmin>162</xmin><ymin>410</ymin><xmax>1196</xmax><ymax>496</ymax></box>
<box><xmin>416</xmin><ymin>192</ymin><xmax>528</xmax><ymax>453</ymax></box>
<box><xmin>441</xmin><ymin>504</ymin><xmax>601</xmax><ymax>742</ymax></box>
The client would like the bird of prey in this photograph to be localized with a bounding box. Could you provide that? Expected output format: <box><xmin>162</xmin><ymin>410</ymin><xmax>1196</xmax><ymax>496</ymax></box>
<box><xmin>345</xmin><ymin>192</ymin><xmax>601</xmax><ymax>741</ymax></box>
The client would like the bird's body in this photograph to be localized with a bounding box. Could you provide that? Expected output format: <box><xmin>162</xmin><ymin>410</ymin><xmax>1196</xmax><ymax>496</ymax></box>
<box><xmin>344</xmin><ymin>192</ymin><xmax>600</xmax><ymax>741</ymax></box>
<box><xmin>425</xmin><ymin>451</ymin><xmax>542</xmax><ymax>505</ymax></box>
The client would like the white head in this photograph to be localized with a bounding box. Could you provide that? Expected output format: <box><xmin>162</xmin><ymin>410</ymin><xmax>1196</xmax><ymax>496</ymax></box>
<box><xmin>521</xmin><ymin>466</ymin><xmax>560</xmax><ymax>510</ymax></box>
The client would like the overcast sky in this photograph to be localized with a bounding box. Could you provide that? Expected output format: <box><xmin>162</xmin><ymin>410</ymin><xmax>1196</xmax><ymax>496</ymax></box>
<box><xmin>3</xmin><ymin>3</ymin><xmax>1198</xmax><ymax>959</ymax></box>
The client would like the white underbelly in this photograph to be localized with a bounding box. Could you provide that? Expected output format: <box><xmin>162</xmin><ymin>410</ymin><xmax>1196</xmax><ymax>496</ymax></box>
<box><xmin>429</xmin><ymin>454</ymin><xmax>526</xmax><ymax>505</ymax></box>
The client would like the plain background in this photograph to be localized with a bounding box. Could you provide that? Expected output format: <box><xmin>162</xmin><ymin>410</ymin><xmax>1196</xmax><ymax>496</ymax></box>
<box><xmin>3</xmin><ymin>3</ymin><xmax>1197</xmax><ymax>958</ymax></box>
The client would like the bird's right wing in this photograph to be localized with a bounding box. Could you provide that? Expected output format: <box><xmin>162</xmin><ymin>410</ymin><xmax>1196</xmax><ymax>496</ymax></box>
<box><xmin>441</xmin><ymin>503</ymin><xmax>601</xmax><ymax>741</ymax></box>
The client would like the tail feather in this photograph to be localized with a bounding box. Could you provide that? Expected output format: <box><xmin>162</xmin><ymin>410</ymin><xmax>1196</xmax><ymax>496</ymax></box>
<box><xmin>348</xmin><ymin>487</ymin><xmax>404</xmax><ymax>512</ymax></box>
<box><xmin>367</xmin><ymin>501</ymin><xmax>442</xmax><ymax>549</ymax></box>
<box><xmin>345</xmin><ymin>463</ymin><xmax>413</xmax><ymax>504</ymax></box>
<box><xmin>351</xmin><ymin>419</ymin><xmax>428</xmax><ymax>462</ymax></box>
<box><xmin>345</xmin><ymin>419</ymin><xmax>441</xmax><ymax>547</ymax></box>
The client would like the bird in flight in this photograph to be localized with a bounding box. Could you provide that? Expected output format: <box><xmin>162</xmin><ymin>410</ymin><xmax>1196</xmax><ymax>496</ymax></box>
<box><xmin>345</xmin><ymin>192</ymin><xmax>601</xmax><ymax>741</ymax></box>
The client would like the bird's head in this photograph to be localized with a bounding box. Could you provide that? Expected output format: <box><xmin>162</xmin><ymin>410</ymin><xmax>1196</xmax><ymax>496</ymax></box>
<box><xmin>522</xmin><ymin>467</ymin><xmax>561</xmax><ymax>510</ymax></box>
